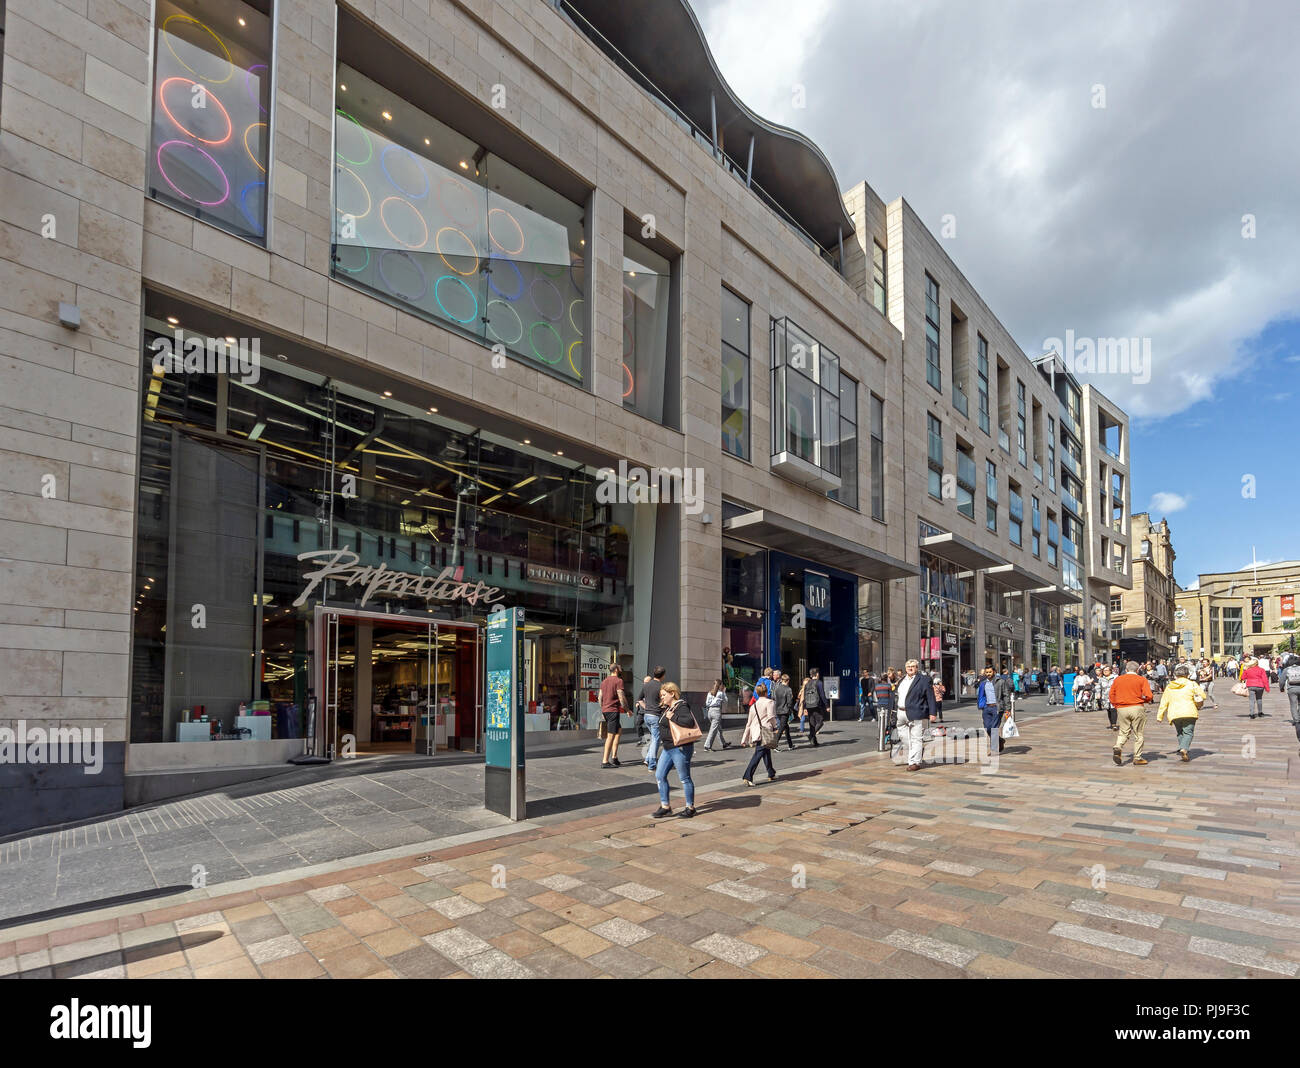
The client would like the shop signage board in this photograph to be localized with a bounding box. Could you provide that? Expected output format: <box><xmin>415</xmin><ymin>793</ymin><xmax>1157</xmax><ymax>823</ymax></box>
<box><xmin>293</xmin><ymin>549</ymin><xmax>503</xmax><ymax>609</ymax></box>
<box><xmin>579</xmin><ymin>643</ymin><xmax>616</xmax><ymax>729</ymax></box>
<box><xmin>804</xmin><ymin>571</ymin><xmax>831</xmax><ymax>621</ymax></box>
<box><xmin>484</xmin><ymin>606</ymin><xmax>525</xmax><ymax>820</ymax></box>
<box><xmin>526</xmin><ymin>564</ymin><xmax>598</xmax><ymax>589</ymax></box>
<box><xmin>1282</xmin><ymin>594</ymin><xmax>1295</xmax><ymax>622</ymax></box>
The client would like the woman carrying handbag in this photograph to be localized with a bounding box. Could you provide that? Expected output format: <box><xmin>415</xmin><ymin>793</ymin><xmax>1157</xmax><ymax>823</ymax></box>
<box><xmin>741</xmin><ymin>679</ymin><xmax>780</xmax><ymax>785</ymax></box>
<box><xmin>652</xmin><ymin>683</ymin><xmax>702</xmax><ymax>819</ymax></box>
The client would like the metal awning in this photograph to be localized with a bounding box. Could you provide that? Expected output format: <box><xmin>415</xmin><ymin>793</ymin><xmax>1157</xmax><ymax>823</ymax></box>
<box><xmin>1030</xmin><ymin>585</ymin><xmax>1083</xmax><ymax>607</ymax></box>
<box><xmin>985</xmin><ymin>563</ymin><xmax>1051</xmax><ymax>592</ymax></box>
<box><xmin>920</xmin><ymin>532</ymin><xmax>1005</xmax><ymax>571</ymax></box>
<box><xmin>723</xmin><ymin>509</ymin><xmax>917</xmax><ymax>581</ymax></box>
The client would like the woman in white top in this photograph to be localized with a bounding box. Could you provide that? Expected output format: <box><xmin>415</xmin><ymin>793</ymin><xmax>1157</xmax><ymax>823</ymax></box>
<box><xmin>740</xmin><ymin>679</ymin><xmax>779</xmax><ymax>785</ymax></box>
<box><xmin>702</xmin><ymin>678</ymin><xmax>730</xmax><ymax>751</ymax></box>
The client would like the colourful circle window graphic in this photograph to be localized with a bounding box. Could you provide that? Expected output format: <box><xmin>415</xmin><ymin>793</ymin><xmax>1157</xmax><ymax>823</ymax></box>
<box><xmin>336</xmin><ymin>244</ymin><xmax>371</xmax><ymax>275</ymax></box>
<box><xmin>379</xmin><ymin>196</ymin><xmax>429</xmax><ymax>250</ymax></box>
<box><xmin>335</xmin><ymin>165</ymin><xmax>371</xmax><ymax>220</ymax></box>
<box><xmin>238</xmin><ymin>181</ymin><xmax>266</xmax><ymax>235</ymax></box>
<box><xmin>623</xmin><ymin>323</ymin><xmax>634</xmax><ymax>358</ymax></box>
<box><xmin>530</xmin><ymin>277</ymin><xmax>563</xmax><ymax>322</ymax></box>
<box><xmin>159</xmin><ymin>77</ymin><xmax>232</xmax><ymax>145</ymax></box>
<box><xmin>569</xmin><ymin>254</ymin><xmax>585</xmax><ymax>294</ymax></box>
<box><xmin>487</xmin><ymin>207</ymin><xmax>525</xmax><ymax>255</ymax></box>
<box><xmin>156</xmin><ymin>140</ymin><xmax>230</xmax><ymax>206</ymax></box>
<box><xmin>567</xmin><ymin>298</ymin><xmax>584</xmax><ymax>336</ymax></box>
<box><xmin>379</xmin><ymin>249</ymin><xmax>427</xmax><ymax>303</ymax></box>
<box><xmin>244</xmin><ymin>122</ymin><xmax>268</xmax><ymax>173</ymax></box>
<box><xmin>335</xmin><ymin>109</ymin><xmax>373</xmax><ymax>166</ymax></box>
<box><xmin>529</xmin><ymin>321</ymin><xmax>563</xmax><ymax>365</ymax></box>
<box><xmin>245</xmin><ymin>64</ymin><xmax>268</xmax><ymax>116</ymax></box>
<box><xmin>485</xmin><ymin>300</ymin><xmax>524</xmax><ymax>346</ymax></box>
<box><xmin>161</xmin><ymin>14</ymin><xmax>234</xmax><ymax>85</ymax></box>
<box><xmin>567</xmin><ymin>340</ymin><xmax>583</xmax><ymax>379</ymax></box>
<box><xmin>380</xmin><ymin>143</ymin><xmax>430</xmax><ymax>200</ymax></box>
<box><xmin>434</xmin><ymin>274</ymin><xmax>478</xmax><ymax>324</ymax></box>
<box><xmin>487</xmin><ymin>256</ymin><xmax>524</xmax><ymax>301</ymax></box>
<box><xmin>622</xmin><ymin>362</ymin><xmax>634</xmax><ymax>398</ymax></box>
<box><xmin>435</xmin><ymin>226</ymin><xmax>479</xmax><ymax>276</ymax></box>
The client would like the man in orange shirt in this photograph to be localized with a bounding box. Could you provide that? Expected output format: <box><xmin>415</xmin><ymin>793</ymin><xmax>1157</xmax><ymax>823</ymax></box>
<box><xmin>1109</xmin><ymin>660</ymin><xmax>1154</xmax><ymax>766</ymax></box>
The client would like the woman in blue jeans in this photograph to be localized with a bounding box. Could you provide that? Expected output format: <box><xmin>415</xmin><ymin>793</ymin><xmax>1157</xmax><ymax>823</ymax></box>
<box><xmin>652</xmin><ymin>683</ymin><xmax>698</xmax><ymax>819</ymax></box>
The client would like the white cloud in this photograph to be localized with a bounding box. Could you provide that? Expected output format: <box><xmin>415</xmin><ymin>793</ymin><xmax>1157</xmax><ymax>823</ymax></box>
<box><xmin>1150</xmin><ymin>492</ymin><xmax>1188</xmax><ymax>514</ymax></box>
<box><xmin>691</xmin><ymin>0</ymin><xmax>1300</xmax><ymax>420</ymax></box>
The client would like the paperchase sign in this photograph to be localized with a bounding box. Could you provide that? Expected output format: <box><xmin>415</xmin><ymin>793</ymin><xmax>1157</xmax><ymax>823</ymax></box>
<box><xmin>292</xmin><ymin>549</ymin><xmax>504</xmax><ymax>609</ymax></box>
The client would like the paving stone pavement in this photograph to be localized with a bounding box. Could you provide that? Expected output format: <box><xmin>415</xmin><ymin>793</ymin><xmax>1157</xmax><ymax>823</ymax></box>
<box><xmin>3</xmin><ymin>687</ymin><xmax>1299</xmax><ymax>979</ymax></box>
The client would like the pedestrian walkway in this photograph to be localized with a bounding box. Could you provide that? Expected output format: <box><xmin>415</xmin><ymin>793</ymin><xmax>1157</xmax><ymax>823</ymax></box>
<box><xmin>4</xmin><ymin>687</ymin><xmax>1298</xmax><ymax>978</ymax></box>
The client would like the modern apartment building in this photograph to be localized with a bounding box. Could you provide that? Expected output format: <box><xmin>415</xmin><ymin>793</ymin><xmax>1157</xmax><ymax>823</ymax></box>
<box><xmin>1176</xmin><ymin>560</ymin><xmax>1300</xmax><ymax>663</ymax></box>
<box><xmin>1110</xmin><ymin>513</ymin><xmax>1177</xmax><ymax>662</ymax></box>
<box><xmin>0</xmin><ymin>0</ymin><xmax>1133</xmax><ymax>833</ymax></box>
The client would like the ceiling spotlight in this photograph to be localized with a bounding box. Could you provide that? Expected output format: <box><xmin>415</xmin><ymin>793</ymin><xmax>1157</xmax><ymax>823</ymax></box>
<box><xmin>166</xmin><ymin>316</ymin><xmax>179</xmax><ymax>325</ymax></box>
<box><xmin>382</xmin><ymin>110</ymin><xmax>392</xmax><ymax>121</ymax></box>
<box><xmin>238</xmin><ymin>16</ymin><xmax>246</xmax><ymax>26</ymax></box>
<box><xmin>429</xmin><ymin>406</ymin><xmax>437</xmax><ymax>413</ymax></box>
<box><xmin>340</xmin><ymin>83</ymin><xmax>347</xmax><ymax>92</ymax></box>
<box><xmin>523</xmin><ymin>439</ymin><xmax>530</xmax><ymax>445</ymax></box>
<box><xmin>425</xmin><ymin>138</ymin><xmax>431</xmax><ymax>145</ymax></box>
<box><xmin>556</xmin><ymin>450</ymin><xmax>563</xmax><ymax>456</ymax></box>
<box><xmin>459</xmin><ymin>160</ymin><xmax>469</xmax><ymax>170</ymax></box>
<box><xmin>225</xmin><ymin>336</ymin><xmax>237</xmax><ymax>343</ymax></box>
<box><xmin>383</xmin><ymin>390</ymin><xmax>392</xmax><ymax>397</ymax></box>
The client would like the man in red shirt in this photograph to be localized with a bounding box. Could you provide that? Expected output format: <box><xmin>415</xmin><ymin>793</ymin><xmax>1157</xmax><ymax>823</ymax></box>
<box><xmin>598</xmin><ymin>663</ymin><xmax>628</xmax><ymax>768</ymax></box>
<box><xmin>1109</xmin><ymin>661</ymin><xmax>1154</xmax><ymax>766</ymax></box>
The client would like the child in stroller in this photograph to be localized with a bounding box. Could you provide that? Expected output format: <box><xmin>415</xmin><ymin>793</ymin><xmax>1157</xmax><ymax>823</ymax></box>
<box><xmin>1073</xmin><ymin>674</ymin><xmax>1096</xmax><ymax>712</ymax></box>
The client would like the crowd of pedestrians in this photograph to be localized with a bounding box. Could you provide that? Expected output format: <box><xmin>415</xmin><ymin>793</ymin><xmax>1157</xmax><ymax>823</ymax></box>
<box><xmin>594</xmin><ymin>643</ymin><xmax>1300</xmax><ymax>816</ymax></box>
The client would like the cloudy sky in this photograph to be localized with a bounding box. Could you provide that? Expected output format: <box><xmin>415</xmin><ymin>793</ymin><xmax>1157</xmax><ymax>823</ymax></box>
<box><xmin>692</xmin><ymin>0</ymin><xmax>1300</xmax><ymax>584</ymax></box>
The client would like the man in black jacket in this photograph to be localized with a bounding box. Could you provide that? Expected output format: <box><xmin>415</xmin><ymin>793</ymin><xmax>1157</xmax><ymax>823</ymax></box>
<box><xmin>771</xmin><ymin>672</ymin><xmax>797</xmax><ymax>750</ymax></box>
<box><xmin>895</xmin><ymin>658</ymin><xmax>937</xmax><ymax>770</ymax></box>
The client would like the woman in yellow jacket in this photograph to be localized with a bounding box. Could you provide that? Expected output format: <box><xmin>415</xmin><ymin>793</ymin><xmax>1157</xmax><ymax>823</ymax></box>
<box><xmin>1157</xmin><ymin>663</ymin><xmax>1206</xmax><ymax>762</ymax></box>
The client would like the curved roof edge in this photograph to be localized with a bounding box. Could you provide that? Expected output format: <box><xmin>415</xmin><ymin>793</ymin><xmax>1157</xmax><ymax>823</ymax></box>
<box><xmin>560</xmin><ymin>0</ymin><xmax>855</xmax><ymax>255</ymax></box>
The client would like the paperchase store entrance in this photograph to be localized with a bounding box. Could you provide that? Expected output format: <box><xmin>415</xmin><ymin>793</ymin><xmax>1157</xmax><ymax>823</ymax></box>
<box><xmin>126</xmin><ymin>297</ymin><xmax>670</xmax><ymax>789</ymax></box>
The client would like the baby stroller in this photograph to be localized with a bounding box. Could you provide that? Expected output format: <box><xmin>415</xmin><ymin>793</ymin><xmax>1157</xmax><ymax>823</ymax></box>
<box><xmin>1073</xmin><ymin>679</ymin><xmax>1096</xmax><ymax>713</ymax></box>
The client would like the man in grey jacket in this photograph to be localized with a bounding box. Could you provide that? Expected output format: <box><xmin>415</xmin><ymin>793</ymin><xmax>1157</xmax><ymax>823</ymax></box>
<box><xmin>771</xmin><ymin>672</ymin><xmax>797</xmax><ymax>751</ymax></box>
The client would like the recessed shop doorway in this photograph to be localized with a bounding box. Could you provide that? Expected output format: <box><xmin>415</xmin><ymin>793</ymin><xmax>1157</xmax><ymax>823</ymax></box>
<box><xmin>314</xmin><ymin>607</ymin><xmax>483</xmax><ymax>758</ymax></box>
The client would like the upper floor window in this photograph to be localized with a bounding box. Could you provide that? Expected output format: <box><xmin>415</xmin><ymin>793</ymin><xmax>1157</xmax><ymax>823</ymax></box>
<box><xmin>924</xmin><ymin>274</ymin><xmax>941</xmax><ymax>391</ymax></box>
<box><xmin>770</xmin><ymin>318</ymin><xmax>840</xmax><ymax>486</ymax></box>
<box><xmin>870</xmin><ymin>394</ymin><xmax>885</xmax><ymax>521</ymax></box>
<box><xmin>332</xmin><ymin>65</ymin><xmax>587</xmax><ymax>388</ymax></box>
<box><xmin>828</xmin><ymin>376</ymin><xmax>858</xmax><ymax>509</ymax></box>
<box><xmin>721</xmin><ymin>286</ymin><xmax>751</xmax><ymax>460</ymax></box>
<box><xmin>1016</xmin><ymin>380</ymin><xmax>1027</xmax><ymax>466</ymax></box>
<box><xmin>956</xmin><ymin>442</ymin><xmax>975</xmax><ymax>520</ymax></box>
<box><xmin>985</xmin><ymin>459</ymin><xmax>997</xmax><ymax>532</ymax></box>
<box><xmin>976</xmin><ymin>334</ymin><xmax>990</xmax><ymax>434</ymax></box>
<box><xmin>872</xmin><ymin>242</ymin><xmax>887</xmax><ymax>315</ymax></box>
<box><xmin>623</xmin><ymin>232</ymin><xmax>678</xmax><ymax>426</ymax></box>
<box><xmin>1031</xmin><ymin>495</ymin><xmax>1041</xmax><ymax>556</ymax></box>
<box><xmin>148</xmin><ymin>0</ymin><xmax>272</xmax><ymax>242</ymax></box>
<box><xmin>927</xmin><ymin>414</ymin><xmax>943</xmax><ymax>500</ymax></box>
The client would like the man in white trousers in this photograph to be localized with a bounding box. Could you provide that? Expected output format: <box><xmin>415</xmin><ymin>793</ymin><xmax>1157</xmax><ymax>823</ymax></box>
<box><xmin>895</xmin><ymin>658</ymin><xmax>938</xmax><ymax>771</ymax></box>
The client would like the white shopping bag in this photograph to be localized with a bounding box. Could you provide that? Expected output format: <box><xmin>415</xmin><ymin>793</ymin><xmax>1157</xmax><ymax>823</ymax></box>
<box><xmin>1001</xmin><ymin>715</ymin><xmax>1020</xmax><ymax>739</ymax></box>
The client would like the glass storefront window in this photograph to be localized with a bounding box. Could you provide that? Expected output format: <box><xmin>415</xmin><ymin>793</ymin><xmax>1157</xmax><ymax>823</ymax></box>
<box><xmin>332</xmin><ymin>66</ymin><xmax>586</xmax><ymax>387</ymax></box>
<box><xmin>721</xmin><ymin>286</ymin><xmax>750</xmax><ymax>460</ymax></box>
<box><xmin>131</xmin><ymin>309</ymin><xmax>647</xmax><ymax>747</ymax></box>
<box><xmin>148</xmin><ymin>0</ymin><xmax>272</xmax><ymax>242</ymax></box>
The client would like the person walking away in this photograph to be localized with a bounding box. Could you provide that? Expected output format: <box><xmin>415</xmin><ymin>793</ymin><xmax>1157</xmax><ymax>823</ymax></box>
<box><xmin>1242</xmin><ymin>657</ymin><xmax>1270</xmax><ymax>719</ymax></box>
<box><xmin>1281</xmin><ymin>651</ymin><xmax>1300</xmax><ymax>755</ymax></box>
<box><xmin>1157</xmin><ymin>664</ymin><xmax>1205</xmax><ymax>762</ymax></box>
<box><xmin>895</xmin><ymin>659</ymin><xmax>938</xmax><ymax>771</ymax></box>
<box><xmin>932</xmin><ymin>676</ymin><xmax>947</xmax><ymax>727</ymax></box>
<box><xmin>995</xmin><ymin>667</ymin><xmax>1014</xmax><ymax>752</ymax></box>
<box><xmin>1110</xmin><ymin>661</ymin><xmax>1154</xmax><ymax>766</ymax></box>
<box><xmin>638</xmin><ymin>666</ymin><xmax>667</xmax><ymax>773</ymax></box>
<box><xmin>772</xmin><ymin>672</ymin><xmax>797</xmax><ymax>750</ymax></box>
<box><xmin>1154</xmin><ymin>659</ymin><xmax>1168</xmax><ymax>696</ymax></box>
<box><xmin>1097</xmin><ymin>663</ymin><xmax>1118</xmax><ymax>730</ymax></box>
<box><xmin>858</xmin><ymin>670</ymin><xmax>874</xmax><ymax>721</ymax></box>
<box><xmin>977</xmin><ymin>666</ymin><xmax>1001</xmax><ymax>758</ymax></box>
<box><xmin>702</xmin><ymin>678</ymin><xmax>731</xmax><ymax>751</ymax></box>
<box><xmin>799</xmin><ymin>668</ymin><xmax>828</xmax><ymax>747</ymax></box>
<box><xmin>1011</xmin><ymin>665</ymin><xmax>1022</xmax><ymax>696</ymax></box>
<box><xmin>740</xmin><ymin>679</ymin><xmax>779</xmax><ymax>785</ymax></box>
<box><xmin>651</xmin><ymin>683</ymin><xmax>700</xmax><ymax>818</ymax></box>
<box><xmin>633</xmin><ymin>675</ymin><xmax>651</xmax><ymax>743</ymax></box>
<box><xmin>599</xmin><ymin>663</ymin><xmax>628</xmax><ymax>768</ymax></box>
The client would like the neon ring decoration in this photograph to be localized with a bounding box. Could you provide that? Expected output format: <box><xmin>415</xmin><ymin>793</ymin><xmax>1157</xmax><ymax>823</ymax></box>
<box><xmin>487</xmin><ymin>256</ymin><xmax>524</xmax><ymax>301</ymax></box>
<box><xmin>623</xmin><ymin>284</ymin><xmax>634</xmax><ymax>320</ymax></box>
<box><xmin>335</xmin><ymin>244</ymin><xmax>371</xmax><ymax>275</ymax></box>
<box><xmin>622</xmin><ymin>362</ymin><xmax>634</xmax><ymax>398</ymax></box>
<box><xmin>335</xmin><ymin>165</ymin><xmax>371</xmax><ymax>220</ymax></box>
<box><xmin>245</xmin><ymin>64</ymin><xmax>268</xmax><ymax>116</ymax></box>
<box><xmin>379</xmin><ymin>196</ymin><xmax>429</xmax><ymax>250</ymax></box>
<box><xmin>380</xmin><ymin>144</ymin><xmax>430</xmax><ymax>200</ymax></box>
<box><xmin>335</xmin><ymin>109</ymin><xmax>373</xmax><ymax>166</ymax></box>
<box><xmin>238</xmin><ymin>181</ymin><xmax>266</xmax><ymax>234</ymax></box>
<box><xmin>530</xmin><ymin>277</ymin><xmax>563</xmax><ymax>322</ymax></box>
<box><xmin>378</xmin><ymin>249</ymin><xmax>428</xmax><ymax>303</ymax></box>
<box><xmin>437</xmin><ymin>175</ymin><xmax>478</xmax><ymax>227</ymax></box>
<box><xmin>434</xmin><ymin>226</ymin><xmax>478</xmax><ymax>276</ymax></box>
<box><xmin>434</xmin><ymin>274</ymin><xmax>478</xmax><ymax>324</ymax></box>
<box><xmin>156</xmin><ymin>140</ymin><xmax>230</xmax><ymax>206</ymax></box>
<box><xmin>244</xmin><ymin>122</ymin><xmax>268</xmax><ymax>173</ymax></box>
<box><xmin>485</xmin><ymin>299</ymin><xmax>524</xmax><ymax>346</ymax></box>
<box><xmin>487</xmin><ymin>207</ymin><xmax>525</xmax><ymax>255</ymax></box>
<box><xmin>528</xmin><ymin>321</ymin><xmax>563</xmax><ymax>365</ymax></box>
<box><xmin>623</xmin><ymin>323</ymin><xmax>634</xmax><ymax>358</ymax></box>
<box><xmin>161</xmin><ymin>14</ymin><xmax>234</xmax><ymax>85</ymax></box>
<box><xmin>567</xmin><ymin>339</ymin><xmax>583</xmax><ymax>379</ymax></box>
<box><xmin>567</xmin><ymin>298</ymin><xmax>584</xmax><ymax>336</ymax></box>
<box><xmin>159</xmin><ymin>77</ymin><xmax>232</xmax><ymax>145</ymax></box>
